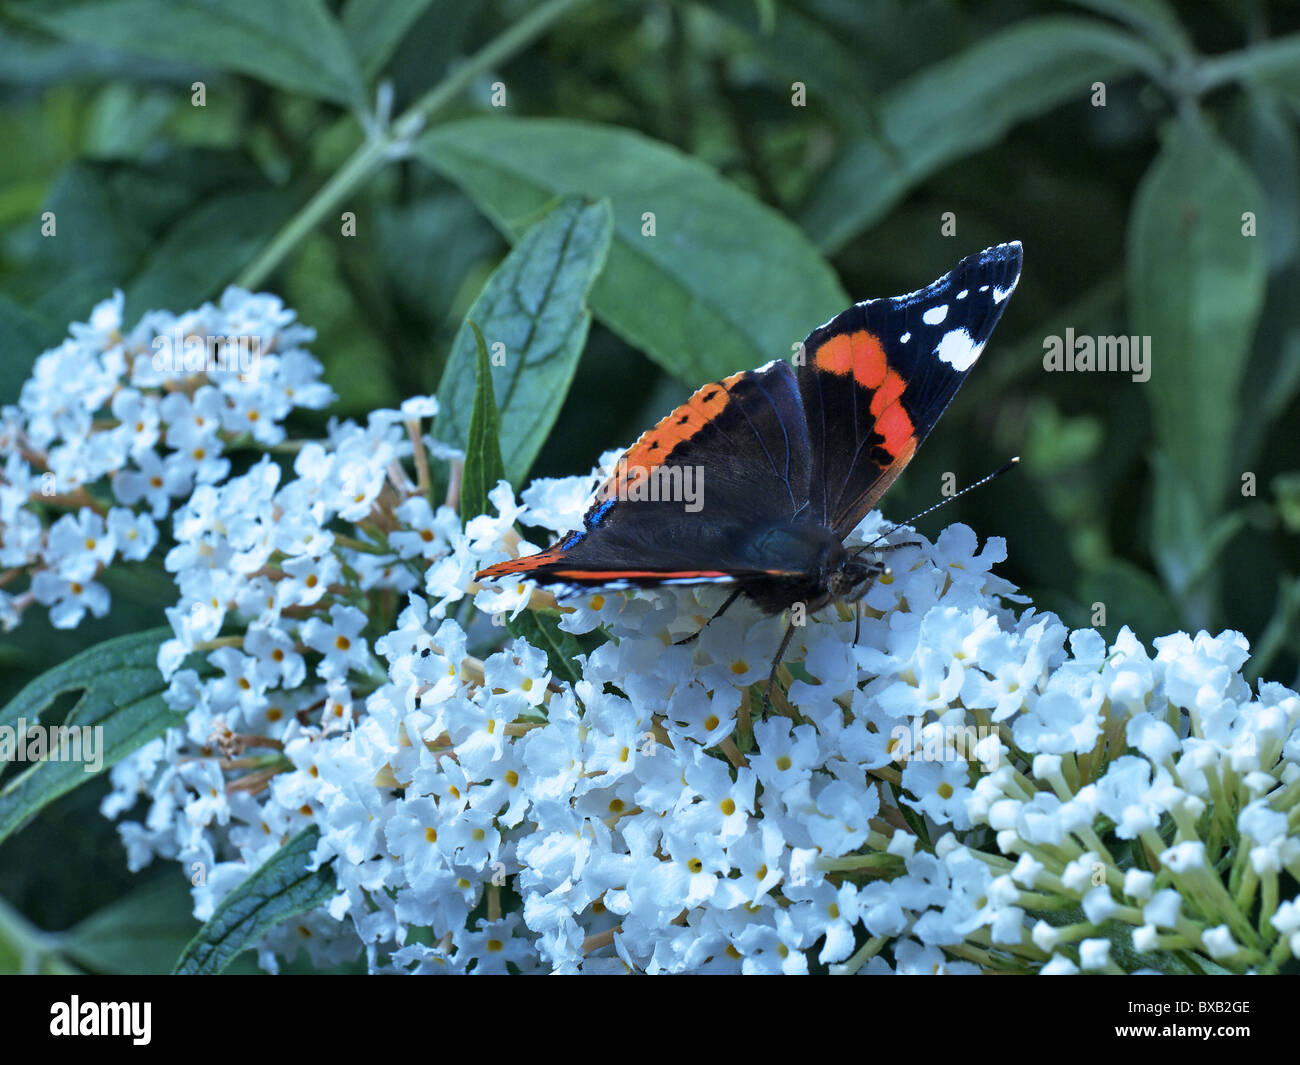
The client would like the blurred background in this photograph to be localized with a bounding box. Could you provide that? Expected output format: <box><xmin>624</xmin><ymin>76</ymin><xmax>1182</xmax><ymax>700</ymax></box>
<box><xmin>1</xmin><ymin>0</ymin><xmax>1298</xmax><ymax>968</ymax></box>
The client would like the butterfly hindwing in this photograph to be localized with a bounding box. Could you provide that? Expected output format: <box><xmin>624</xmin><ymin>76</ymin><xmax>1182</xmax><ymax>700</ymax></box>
<box><xmin>477</xmin><ymin>359</ymin><xmax>815</xmax><ymax>585</ymax></box>
<box><xmin>797</xmin><ymin>242</ymin><xmax>1022</xmax><ymax>538</ymax></box>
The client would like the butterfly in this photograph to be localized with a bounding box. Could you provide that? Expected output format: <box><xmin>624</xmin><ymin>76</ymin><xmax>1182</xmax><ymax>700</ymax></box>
<box><xmin>476</xmin><ymin>242</ymin><xmax>1022</xmax><ymax>699</ymax></box>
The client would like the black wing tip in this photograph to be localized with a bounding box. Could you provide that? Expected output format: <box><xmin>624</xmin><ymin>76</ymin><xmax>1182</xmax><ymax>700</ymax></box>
<box><xmin>963</xmin><ymin>240</ymin><xmax>1023</xmax><ymax>280</ymax></box>
<box><xmin>859</xmin><ymin>241</ymin><xmax>1025</xmax><ymax>313</ymax></box>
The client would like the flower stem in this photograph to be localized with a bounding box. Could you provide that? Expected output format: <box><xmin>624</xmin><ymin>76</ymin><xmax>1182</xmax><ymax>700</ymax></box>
<box><xmin>237</xmin><ymin>0</ymin><xmax>588</xmax><ymax>290</ymax></box>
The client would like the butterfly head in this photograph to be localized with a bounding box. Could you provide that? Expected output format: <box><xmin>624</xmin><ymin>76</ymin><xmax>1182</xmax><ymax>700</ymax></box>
<box><xmin>827</xmin><ymin>549</ymin><xmax>886</xmax><ymax>602</ymax></box>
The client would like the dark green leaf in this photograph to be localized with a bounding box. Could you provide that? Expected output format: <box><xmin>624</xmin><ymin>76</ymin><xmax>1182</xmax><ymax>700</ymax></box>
<box><xmin>1076</xmin><ymin>558</ymin><xmax>1181</xmax><ymax>643</ymax></box>
<box><xmin>1130</xmin><ymin>118</ymin><xmax>1266</xmax><ymax>512</ymax></box>
<box><xmin>708</xmin><ymin>0</ymin><xmax>878</xmax><ymax>128</ymax></box>
<box><xmin>0</xmin><ymin>627</ymin><xmax>193</xmax><ymax>844</ymax></box>
<box><xmin>1198</xmin><ymin>35</ymin><xmax>1300</xmax><ymax>106</ymax></box>
<box><xmin>124</xmin><ymin>189</ymin><xmax>294</xmax><ymax>319</ymax></box>
<box><xmin>1238</xmin><ymin>88</ymin><xmax>1300</xmax><ymax>271</ymax></box>
<box><xmin>173</xmin><ymin>827</ymin><xmax>335</xmax><ymax>975</ymax></box>
<box><xmin>14</xmin><ymin>152</ymin><xmax>285</xmax><ymax>325</ymax></box>
<box><xmin>1064</xmin><ymin>0</ymin><xmax>1191</xmax><ymax>57</ymax></box>
<box><xmin>1244</xmin><ymin>573</ymin><xmax>1300</xmax><ymax>685</ymax></box>
<box><xmin>798</xmin><ymin>17</ymin><xmax>1162</xmax><ymax>252</ymax></box>
<box><xmin>0</xmin><ymin>294</ymin><xmax>60</xmax><ymax>406</ymax></box>
<box><xmin>0</xmin><ymin>26</ymin><xmax>198</xmax><ymax>87</ymax></box>
<box><xmin>436</xmin><ymin>196</ymin><xmax>612</xmax><ymax>486</ymax></box>
<box><xmin>419</xmin><ymin>118</ymin><xmax>847</xmax><ymax>385</ymax></box>
<box><xmin>1150</xmin><ymin>452</ymin><xmax>1213</xmax><ymax>629</ymax></box>
<box><xmin>340</xmin><ymin>0</ymin><xmax>436</xmax><ymax>81</ymax></box>
<box><xmin>1149</xmin><ymin>455</ymin><xmax>1250</xmax><ymax>631</ymax></box>
<box><xmin>459</xmin><ymin>320</ymin><xmax>506</xmax><ymax>524</ymax></box>
<box><xmin>12</xmin><ymin>0</ymin><xmax>366</xmax><ymax>107</ymax></box>
<box><xmin>372</xmin><ymin>193</ymin><xmax>502</xmax><ymax>332</ymax></box>
<box><xmin>63</xmin><ymin>876</ymin><xmax>200</xmax><ymax>974</ymax></box>
<box><xmin>1275</xmin><ymin>472</ymin><xmax>1300</xmax><ymax>534</ymax></box>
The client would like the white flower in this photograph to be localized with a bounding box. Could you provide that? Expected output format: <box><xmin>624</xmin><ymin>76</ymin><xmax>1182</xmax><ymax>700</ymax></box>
<box><xmin>1202</xmin><ymin>925</ymin><xmax>1239</xmax><ymax>960</ymax></box>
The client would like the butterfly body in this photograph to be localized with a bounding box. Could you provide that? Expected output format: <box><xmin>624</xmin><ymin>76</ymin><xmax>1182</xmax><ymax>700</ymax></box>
<box><xmin>476</xmin><ymin>243</ymin><xmax>1023</xmax><ymax>624</ymax></box>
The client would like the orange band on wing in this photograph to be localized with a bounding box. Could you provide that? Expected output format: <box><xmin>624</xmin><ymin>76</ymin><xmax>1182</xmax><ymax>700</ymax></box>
<box><xmin>476</xmin><ymin>550</ymin><xmax>565</xmax><ymax>578</ymax></box>
<box><xmin>594</xmin><ymin>369</ymin><xmax>744</xmax><ymax>501</ymax></box>
<box><xmin>869</xmin><ymin>369</ymin><xmax>906</xmax><ymax>416</ymax></box>
<box><xmin>874</xmin><ymin>402</ymin><xmax>914</xmax><ymax>458</ymax></box>
<box><xmin>813</xmin><ymin>329</ymin><xmax>887</xmax><ymax>389</ymax></box>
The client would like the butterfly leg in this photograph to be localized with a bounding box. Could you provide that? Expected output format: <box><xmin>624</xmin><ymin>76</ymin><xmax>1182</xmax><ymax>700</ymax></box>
<box><xmin>673</xmin><ymin>587</ymin><xmax>742</xmax><ymax>646</ymax></box>
<box><xmin>762</xmin><ymin>618</ymin><xmax>799</xmax><ymax>720</ymax></box>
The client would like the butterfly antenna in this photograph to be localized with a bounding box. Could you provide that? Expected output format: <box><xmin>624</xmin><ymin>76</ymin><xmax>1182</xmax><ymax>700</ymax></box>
<box><xmin>896</xmin><ymin>456</ymin><xmax>1020</xmax><ymax>530</ymax></box>
<box><xmin>850</xmin><ymin>457</ymin><xmax>1020</xmax><ymax>558</ymax></box>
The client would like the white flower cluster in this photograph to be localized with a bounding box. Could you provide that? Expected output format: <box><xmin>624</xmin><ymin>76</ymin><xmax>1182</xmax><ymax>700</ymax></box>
<box><xmin>6</xmin><ymin>294</ymin><xmax>1299</xmax><ymax>975</ymax></box>
<box><xmin>0</xmin><ymin>289</ymin><xmax>333</xmax><ymax>630</ymax></box>
<box><xmin>330</xmin><ymin>492</ymin><xmax>1300</xmax><ymax>974</ymax></box>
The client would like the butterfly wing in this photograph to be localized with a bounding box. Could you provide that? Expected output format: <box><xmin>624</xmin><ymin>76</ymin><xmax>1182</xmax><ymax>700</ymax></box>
<box><xmin>476</xmin><ymin>359</ymin><xmax>815</xmax><ymax>588</ymax></box>
<box><xmin>797</xmin><ymin>241</ymin><xmax>1022</xmax><ymax>539</ymax></box>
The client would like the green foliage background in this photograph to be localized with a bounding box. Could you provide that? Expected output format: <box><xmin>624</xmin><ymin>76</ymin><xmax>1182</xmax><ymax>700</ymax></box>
<box><xmin>1</xmin><ymin>0</ymin><xmax>1298</xmax><ymax>972</ymax></box>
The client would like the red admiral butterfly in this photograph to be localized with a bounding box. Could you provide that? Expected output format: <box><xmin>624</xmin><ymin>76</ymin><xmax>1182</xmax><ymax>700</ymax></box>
<box><xmin>477</xmin><ymin>243</ymin><xmax>1022</xmax><ymax>676</ymax></box>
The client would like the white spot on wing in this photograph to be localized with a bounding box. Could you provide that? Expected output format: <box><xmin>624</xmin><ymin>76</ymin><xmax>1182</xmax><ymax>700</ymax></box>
<box><xmin>922</xmin><ymin>304</ymin><xmax>949</xmax><ymax>325</ymax></box>
<box><xmin>934</xmin><ymin>328</ymin><xmax>982</xmax><ymax>371</ymax></box>
<box><xmin>899</xmin><ymin>331</ymin><xmax>911</xmax><ymax>343</ymax></box>
<box><xmin>956</xmin><ymin>289</ymin><xmax>968</xmax><ymax>299</ymax></box>
<box><xmin>993</xmin><ymin>281</ymin><xmax>1017</xmax><ymax>304</ymax></box>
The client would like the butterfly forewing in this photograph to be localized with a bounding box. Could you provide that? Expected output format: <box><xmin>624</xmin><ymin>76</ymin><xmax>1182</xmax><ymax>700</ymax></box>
<box><xmin>796</xmin><ymin>242</ymin><xmax>1022</xmax><ymax>538</ymax></box>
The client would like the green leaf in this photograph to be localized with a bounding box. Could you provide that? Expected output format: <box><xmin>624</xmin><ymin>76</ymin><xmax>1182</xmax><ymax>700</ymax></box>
<box><xmin>0</xmin><ymin>26</ymin><xmax>197</xmax><ymax>87</ymax></box>
<box><xmin>1274</xmin><ymin>471</ymin><xmax>1300</xmax><ymax>534</ymax></box>
<box><xmin>459</xmin><ymin>320</ymin><xmax>506</xmax><ymax>524</ymax></box>
<box><xmin>0</xmin><ymin>896</ymin><xmax>77</xmax><ymax>974</ymax></box>
<box><xmin>1198</xmin><ymin>34</ymin><xmax>1300</xmax><ymax>105</ymax></box>
<box><xmin>123</xmin><ymin>189</ymin><xmax>294</xmax><ymax>320</ymax></box>
<box><xmin>0</xmin><ymin>627</ymin><xmax>195</xmax><ymax>845</ymax></box>
<box><xmin>12</xmin><ymin>0</ymin><xmax>366</xmax><ymax>108</ymax></box>
<box><xmin>1129</xmin><ymin>118</ymin><xmax>1266</xmax><ymax>513</ymax></box>
<box><xmin>1239</xmin><ymin>88</ymin><xmax>1300</xmax><ymax>271</ymax></box>
<box><xmin>173</xmin><ymin>827</ymin><xmax>335</xmax><ymax>975</ymax></box>
<box><xmin>797</xmin><ymin>17</ymin><xmax>1162</xmax><ymax>252</ymax></box>
<box><xmin>0</xmin><ymin>294</ymin><xmax>60</xmax><ymax>406</ymax></box>
<box><xmin>1149</xmin><ymin>454</ymin><xmax>1250</xmax><ymax>632</ymax></box>
<box><xmin>371</xmin><ymin>193</ymin><xmax>502</xmax><ymax>335</ymax></box>
<box><xmin>1238</xmin><ymin>326</ymin><xmax>1300</xmax><ymax>473</ymax></box>
<box><xmin>1064</xmin><ymin>0</ymin><xmax>1191</xmax><ymax>57</ymax></box>
<box><xmin>436</xmin><ymin>196</ymin><xmax>613</xmax><ymax>487</ymax></box>
<box><xmin>418</xmin><ymin>117</ymin><xmax>847</xmax><ymax>385</ymax></box>
<box><xmin>1244</xmin><ymin>573</ymin><xmax>1300</xmax><ymax>685</ymax></box>
<box><xmin>1150</xmin><ymin>452</ymin><xmax>1214</xmax><ymax>629</ymax></box>
<box><xmin>15</xmin><ymin>152</ymin><xmax>287</xmax><ymax>325</ymax></box>
<box><xmin>340</xmin><ymin>0</ymin><xmax>436</xmax><ymax>81</ymax></box>
<box><xmin>1076</xmin><ymin>558</ymin><xmax>1181</xmax><ymax>643</ymax></box>
<box><xmin>708</xmin><ymin>0</ymin><xmax>879</xmax><ymax>128</ymax></box>
<box><xmin>63</xmin><ymin>876</ymin><xmax>200</xmax><ymax>975</ymax></box>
